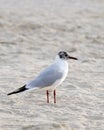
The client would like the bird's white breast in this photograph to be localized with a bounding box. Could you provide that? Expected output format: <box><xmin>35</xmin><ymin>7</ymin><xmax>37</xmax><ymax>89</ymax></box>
<box><xmin>53</xmin><ymin>57</ymin><xmax>68</xmax><ymax>87</ymax></box>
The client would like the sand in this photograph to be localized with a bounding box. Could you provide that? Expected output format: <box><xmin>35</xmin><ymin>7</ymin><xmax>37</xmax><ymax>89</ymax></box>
<box><xmin>0</xmin><ymin>0</ymin><xmax>104</xmax><ymax>130</ymax></box>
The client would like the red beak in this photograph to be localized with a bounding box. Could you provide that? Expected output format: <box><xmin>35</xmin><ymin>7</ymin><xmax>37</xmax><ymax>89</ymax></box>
<box><xmin>68</xmin><ymin>56</ymin><xmax>78</xmax><ymax>60</ymax></box>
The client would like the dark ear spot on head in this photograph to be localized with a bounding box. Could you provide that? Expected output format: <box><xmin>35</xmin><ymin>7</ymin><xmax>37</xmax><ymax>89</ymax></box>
<box><xmin>60</xmin><ymin>55</ymin><xmax>62</xmax><ymax>58</ymax></box>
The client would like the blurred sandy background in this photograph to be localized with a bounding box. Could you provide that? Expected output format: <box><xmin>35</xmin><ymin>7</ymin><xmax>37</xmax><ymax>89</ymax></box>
<box><xmin>0</xmin><ymin>0</ymin><xmax>104</xmax><ymax>130</ymax></box>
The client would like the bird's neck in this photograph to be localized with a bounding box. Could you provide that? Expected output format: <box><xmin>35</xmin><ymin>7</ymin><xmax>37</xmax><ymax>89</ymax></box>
<box><xmin>54</xmin><ymin>55</ymin><xmax>68</xmax><ymax>65</ymax></box>
<box><xmin>54</xmin><ymin>56</ymin><xmax>68</xmax><ymax>74</ymax></box>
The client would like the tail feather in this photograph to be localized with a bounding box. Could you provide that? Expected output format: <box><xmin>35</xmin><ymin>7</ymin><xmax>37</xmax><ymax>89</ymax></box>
<box><xmin>7</xmin><ymin>85</ymin><xmax>28</xmax><ymax>95</ymax></box>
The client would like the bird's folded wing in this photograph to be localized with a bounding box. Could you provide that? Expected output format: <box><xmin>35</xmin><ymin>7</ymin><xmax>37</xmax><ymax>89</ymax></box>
<box><xmin>26</xmin><ymin>65</ymin><xmax>63</xmax><ymax>89</ymax></box>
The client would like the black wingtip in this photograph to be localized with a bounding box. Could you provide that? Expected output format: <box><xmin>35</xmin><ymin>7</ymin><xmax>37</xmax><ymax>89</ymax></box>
<box><xmin>7</xmin><ymin>85</ymin><xmax>28</xmax><ymax>96</ymax></box>
<box><xmin>7</xmin><ymin>92</ymin><xmax>13</xmax><ymax>96</ymax></box>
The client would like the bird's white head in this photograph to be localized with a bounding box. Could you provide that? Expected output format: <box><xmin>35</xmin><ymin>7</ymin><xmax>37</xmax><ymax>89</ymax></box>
<box><xmin>58</xmin><ymin>51</ymin><xmax>78</xmax><ymax>60</ymax></box>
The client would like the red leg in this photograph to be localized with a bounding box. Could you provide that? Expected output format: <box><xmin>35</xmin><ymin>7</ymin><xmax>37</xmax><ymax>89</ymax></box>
<box><xmin>46</xmin><ymin>90</ymin><xmax>49</xmax><ymax>103</ymax></box>
<box><xmin>53</xmin><ymin>89</ymin><xmax>56</xmax><ymax>103</ymax></box>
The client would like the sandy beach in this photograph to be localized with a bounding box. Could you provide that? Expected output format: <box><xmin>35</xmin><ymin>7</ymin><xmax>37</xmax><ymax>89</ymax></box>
<box><xmin>0</xmin><ymin>0</ymin><xmax>104</xmax><ymax>130</ymax></box>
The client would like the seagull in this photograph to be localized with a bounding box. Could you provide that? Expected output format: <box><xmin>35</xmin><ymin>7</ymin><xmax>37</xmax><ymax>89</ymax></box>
<box><xmin>7</xmin><ymin>51</ymin><xmax>78</xmax><ymax>103</ymax></box>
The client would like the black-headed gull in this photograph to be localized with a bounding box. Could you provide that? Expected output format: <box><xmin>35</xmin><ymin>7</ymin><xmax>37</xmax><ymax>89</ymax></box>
<box><xmin>7</xmin><ymin>51</ymin><xmax>78</xmax><ymax>103</ymax></box>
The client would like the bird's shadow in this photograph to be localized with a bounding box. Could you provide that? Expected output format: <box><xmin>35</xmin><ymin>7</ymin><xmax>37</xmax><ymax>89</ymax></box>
<box><xmin>22</xmin><ymin>123</ymin><xmax>69</xmax><ymax>130</ymax></box>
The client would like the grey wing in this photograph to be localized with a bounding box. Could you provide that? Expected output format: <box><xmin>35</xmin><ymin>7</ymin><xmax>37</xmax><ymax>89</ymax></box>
<box><xmin>26</xmin><ymin>65</ymin><xmax>63</xmax><ymax>89</ymax></box>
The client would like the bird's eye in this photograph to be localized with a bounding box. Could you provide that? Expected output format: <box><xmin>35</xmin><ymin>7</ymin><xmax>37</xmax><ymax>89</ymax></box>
<box><xmin>64</xmin><ymin>53</ymin><xmax>67</xmax><ymax>57</ymax></box>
